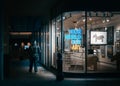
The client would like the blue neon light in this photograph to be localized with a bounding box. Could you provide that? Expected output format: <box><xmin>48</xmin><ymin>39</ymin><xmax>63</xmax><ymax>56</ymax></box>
<box><xmin>70</xmin><ymin>35</ymin><xmax>82</xmax><ymax>39</ymax></box>
<box><xmin>71</xmin><ymin>40</ymin><xmax>81</xmax><ymax>44</ymax></box>
<box><xmin>70</xmin><ymin>35</ymin><xmax>76</xmax><ymax>39</ymax></box>
<box><xmin>65</xmin><ymin>29</ymin><xmax>82</xmax><ymax>44</ymax></box>
<box><xmin>69</xmin><ymin>29</ymin><xmax>82</xmax><ymax>34</ymax></box>
<box><xmin>65</xmin><ymin>34</ymin><xmax>70</xmax><ymax>39</ymax></box>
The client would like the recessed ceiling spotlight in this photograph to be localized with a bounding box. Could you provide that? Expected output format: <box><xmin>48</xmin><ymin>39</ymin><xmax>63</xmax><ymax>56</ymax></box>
<box><xmin>105</xmin><ymin>27</ymin><xmax>107</xmax><ymax>30</ymax></box>
<box><xmin>83</xmin><ymin>18</ymin><xmax>85</xmax><ymax>22</ymax></box>
<box><xmin>106</xmin><ymin>19</ymin><xmax>110</xmax><ymax>22</ymax></box>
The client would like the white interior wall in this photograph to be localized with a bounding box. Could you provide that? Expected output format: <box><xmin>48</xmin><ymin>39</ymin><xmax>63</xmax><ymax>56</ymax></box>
<box><xmin>52</xmin><ymin>22</ymin><xmax>56</xmax><ymax>66</ymax></box>
<box><xmin>99</xmin><ymin>18</ymin><xmax>120</xmax><ymax>64</ymax></box>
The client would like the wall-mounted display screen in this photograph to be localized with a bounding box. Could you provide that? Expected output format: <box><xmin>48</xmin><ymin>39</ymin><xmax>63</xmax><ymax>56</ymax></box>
<box><xmin>90</xmin><ymin>31</ymin><xmax>107</xmax><ymax>45</ymax></box>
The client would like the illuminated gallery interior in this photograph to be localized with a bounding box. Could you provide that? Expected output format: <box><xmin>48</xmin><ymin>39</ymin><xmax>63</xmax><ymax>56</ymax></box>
<box><xmin>51</xmin><ymin>11</ymin><xmax>120</xmax><ymax>73</ymax></box>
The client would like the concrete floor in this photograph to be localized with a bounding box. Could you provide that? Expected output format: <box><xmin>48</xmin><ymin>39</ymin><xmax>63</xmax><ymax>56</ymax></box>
<box><xmin>1</xmin><ymin>59</ymin><xmax>120</xmax><ymax>86</ymax></box>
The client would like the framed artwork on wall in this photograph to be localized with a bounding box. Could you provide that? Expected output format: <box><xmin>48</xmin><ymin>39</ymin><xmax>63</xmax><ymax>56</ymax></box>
<box><xmin>90</xmin><ymin>31</ymin><xmax>107</xmax><ymax>45</ymax></box>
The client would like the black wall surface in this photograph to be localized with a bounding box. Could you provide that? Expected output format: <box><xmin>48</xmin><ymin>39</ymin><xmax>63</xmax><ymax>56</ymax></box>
<box><xmin>0</xmin><ymin>0</ymin><xmax>4</xmax><ymax>80</ymax></box>
<box><xmin>51</xmin><ymin>0</ymin><xmax>120</xmax><ymax>19</ymax></box>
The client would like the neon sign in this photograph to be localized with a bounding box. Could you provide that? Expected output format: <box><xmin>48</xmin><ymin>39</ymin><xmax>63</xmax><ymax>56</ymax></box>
<box><xmin>65</xmin><ymin>29</ymin><xmax>82</xmax><ymax>44</ymax></box>
<box><xmin>65</xmin><ymin>34</ymin><xmax>70</xmax><ymax>39</ymax></box>
<box><xmin>71</xmin><ymin>40</ymin><xmax>81</xmax><ymax>44</ymax></box>
<box><xmin>69</xmin><ymin>29</ymin><xmax>82</xmax><ymax>34</ymax></box>
<box><xmin>70</xmin><ymin>35</ymin><xmax>82</xmax><ymax>39</ymax></box>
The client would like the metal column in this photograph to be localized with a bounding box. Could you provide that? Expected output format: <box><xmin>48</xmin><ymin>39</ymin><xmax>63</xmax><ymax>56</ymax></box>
<box><xmin>85</xmin><ymin>11</ymin><xmax>88</xmax><ymax>73</ymax></box>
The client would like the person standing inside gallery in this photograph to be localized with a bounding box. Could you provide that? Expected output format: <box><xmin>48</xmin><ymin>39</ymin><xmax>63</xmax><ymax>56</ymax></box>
<box><xmin>29</xmin><ymin>40</ymin><xmax>41</xmax><ymax>73</ymax></box>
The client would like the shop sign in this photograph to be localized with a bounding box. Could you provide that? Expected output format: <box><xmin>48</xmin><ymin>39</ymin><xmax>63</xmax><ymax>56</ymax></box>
<box><xmin>65</xmin><ymin>29</ymin><xmax>82</xmax><ymax>44</ymax></box>
<box><xmin>71</xmin><ymin>40</ymin><xmax>81</xmax><ymax>44</ymax></box>
<box><xmin>69</xmin><ymin>29</ymin><xmax>82</xmax><ymax>34</ymax></box>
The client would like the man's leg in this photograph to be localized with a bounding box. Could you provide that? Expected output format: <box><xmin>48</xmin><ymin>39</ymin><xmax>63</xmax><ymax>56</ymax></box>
<box><xmin>29</xmin><ymin>59</ymin><xmax>33</xmax><ymax>72</ymax></box>
<box><xmin>34</xmin><ymin>58</ymin><xmax>38</xmax><ymax>72</ymax></box>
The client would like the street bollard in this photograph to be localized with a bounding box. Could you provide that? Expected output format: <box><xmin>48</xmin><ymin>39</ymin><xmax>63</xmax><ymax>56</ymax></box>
<box><xmin>56</xmin><ymin>52</ymin><xmax>64</xmax><ymax>81</ymax></box>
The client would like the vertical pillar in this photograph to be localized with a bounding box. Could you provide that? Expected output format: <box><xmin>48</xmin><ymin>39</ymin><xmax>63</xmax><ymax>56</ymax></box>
<box><xmin>85</xmin><ymin>11</ymin><xmax>88</xmax><ymax>73</ymax></box>
<box><xmin>0</xmin><ymin>0</ymin><xmax>4</xmax><ymax>80</ymax></box>
<box><xmin>55</xmin><ymin>18</ymin><xmax>57</xmax><ymax>68</ymax></box>
<box><xmin>56</xmin><ymin>13</ymin><xmax>64</xmax><ymax>81</ymax></box>
<box><xmin>49</xmin><ymin>21</ymin><xmax>52</xmax><ymax>67</ymax></box>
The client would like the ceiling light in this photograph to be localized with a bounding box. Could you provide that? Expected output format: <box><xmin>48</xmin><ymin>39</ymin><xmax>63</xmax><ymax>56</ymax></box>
<box><xmin>102</xmin><ymin>20</ymin><xmax>105</xmax><ymax>23</ymax></box>
<box><xmin>106</xmin><ymin>18</ymin><xmax>110</xmax><ymax>22</ymax></box>
<box><xmin>105</xmin><ymin>27</ymin><xmax>107</xmax><ymax>30</ymax></box>
<box><xmin>10</xmin><ymin>32</ymin><xmax>32</xmax><ymax>35</ymax></box>
<box><xmin>83</xmin><ymin>18</ymin><xmax>85</xmax><ymax>22</ymax></box>
<box><xmin>63</xmin><ymin>17</ymin><xmax>65</xmax><ymax>20</ymax></box>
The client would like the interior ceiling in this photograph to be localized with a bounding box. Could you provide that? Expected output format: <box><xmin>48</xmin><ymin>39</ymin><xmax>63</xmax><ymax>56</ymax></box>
<box><xmin>57</xmin><ymin>12</ymin><xmax>120</xmax><ymax>32</ymax></box>
<box><xmin>5</xmin><ymin>0</ymin><xmax>59</xmax><ymax>16</ymax></box>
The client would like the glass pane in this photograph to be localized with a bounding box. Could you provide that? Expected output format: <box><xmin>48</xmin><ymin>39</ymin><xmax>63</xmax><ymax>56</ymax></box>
<box><xmin>46</xmin><ymin>25</ymin><xmax>49</xmax><ymax>66</ymax></box>
<box><xmin>87</xmin><ymin>11</ymin><xmax>120</xmax><ymax>73</ymax></box>
<box><xmin>63</xmin><ymin>11</ymin><xmax>85</xmax><ymax>73</ymax></box>
<box><xmin>52</xmin><ymin>19</ymin><xmax>57</xmax><ymax>68</ymax></box>
<box><xmin>56</xmin><ymin>15</ymin><xmax>62</xmax><ymax>52</ymax></box>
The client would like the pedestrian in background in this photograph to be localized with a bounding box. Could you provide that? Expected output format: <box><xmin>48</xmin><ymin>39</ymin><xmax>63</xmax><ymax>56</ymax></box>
<box><xmin>29</xmin><ymin>40</ymin><xmax>41</xmax><ymax>73</ymax></box>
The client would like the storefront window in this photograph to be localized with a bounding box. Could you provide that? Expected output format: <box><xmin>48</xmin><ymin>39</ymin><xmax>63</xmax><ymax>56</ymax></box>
<box><xmin>45</xmin><ymin>25</ymin><xmax>49</xmax><ymax>66</ymax></box>
<box><xmin>51</xmin><ymin>15</ymin><xmax>62</xmax><ymax>68</ymax></box>
<box><xmin>40</xmin><ymin>28</ymin><xmax>44</xmax><ymax>64</ymax></box>
<box><xmin>62</xmin><ymin>11</ymin><xmax>85</xmax><ymax>73</ymax></box>
<box><xmin>52</xmin><ymin>11</ymin><xmax>120</xmax><ymax>73</ymax></box>
<box><xmin>56</xmin><ymin>15</ymin><xmax>62</xmax><ymax>52</ymax></box>
<box><xmin>87</xmin><ymin>11</ymin><xmax>120</xmax><ymax>72</ymax></box>
<box><xmin>52</xmin><ymin>19</ymin><xmax>56</xmax><ymax>67</ymax></box>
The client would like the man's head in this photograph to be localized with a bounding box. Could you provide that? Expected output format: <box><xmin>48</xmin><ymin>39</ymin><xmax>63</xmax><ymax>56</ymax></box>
<box><xmin>34</xmin><ymin>40</ymin><xmax>37</xmax><ymax>46</ymax></box>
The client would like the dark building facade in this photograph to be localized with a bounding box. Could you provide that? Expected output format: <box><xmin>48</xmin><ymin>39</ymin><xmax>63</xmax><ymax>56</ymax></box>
<box><xmin>0</xmin><ymin>0</ymin><xmax>120</xmax><ymax>80</ymax></box>
<box><xmin>39</xmin><ymin>0</ymin><xmax>120</xmax><ymax>78</ymax></box>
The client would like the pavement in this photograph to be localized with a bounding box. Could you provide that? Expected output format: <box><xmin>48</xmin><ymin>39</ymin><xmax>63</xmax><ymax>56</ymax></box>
<box><xmin>1</xmin><ymin>59</ymin><xmax>120</xmax><ymax>86</ymax></box>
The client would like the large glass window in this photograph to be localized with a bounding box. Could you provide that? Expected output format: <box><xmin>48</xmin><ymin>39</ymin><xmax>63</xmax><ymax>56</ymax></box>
<box><xmin>51</xmin><ymin>11</ymin><xmax>120</xmax><ymax>73</ymax></box>
<box><xmin>51</xmin><ymin>19</ymin><xmax>56</xmax><ymax>67</ymax></box>
<box><xmin>86</xmin><ymin>11</ymin><xmax>120</xmax><ymax>73</ymax></box>
<box><xmin>40</xmin><ymin>26</ymin><xmax>46</xmax><ymax>65</ymax></box>
<box><xmin>51</xmin><ymin>15</ymin><xmax>62</xmax><ymax>68</ymax></box>
<box><xmin>62</xmin><ymin>12</ymin><xmax>85</xmax><ymax>73</ymax></box>
<box><xmin>56</xmin><ymin>15</ymin><xmax>62</xmax><ymax>52</ymax></box>
<box><xmin>45</xmin><ymin>25</ymin><xmax>49</xmax><ymax>66</ymax></box>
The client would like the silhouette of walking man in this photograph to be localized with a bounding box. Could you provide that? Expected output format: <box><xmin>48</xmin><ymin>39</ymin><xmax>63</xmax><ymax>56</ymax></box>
<box><xmin>29</xmin><ymin>40</ymin><xmax>40</xmax><ymax>73</ymax></box>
